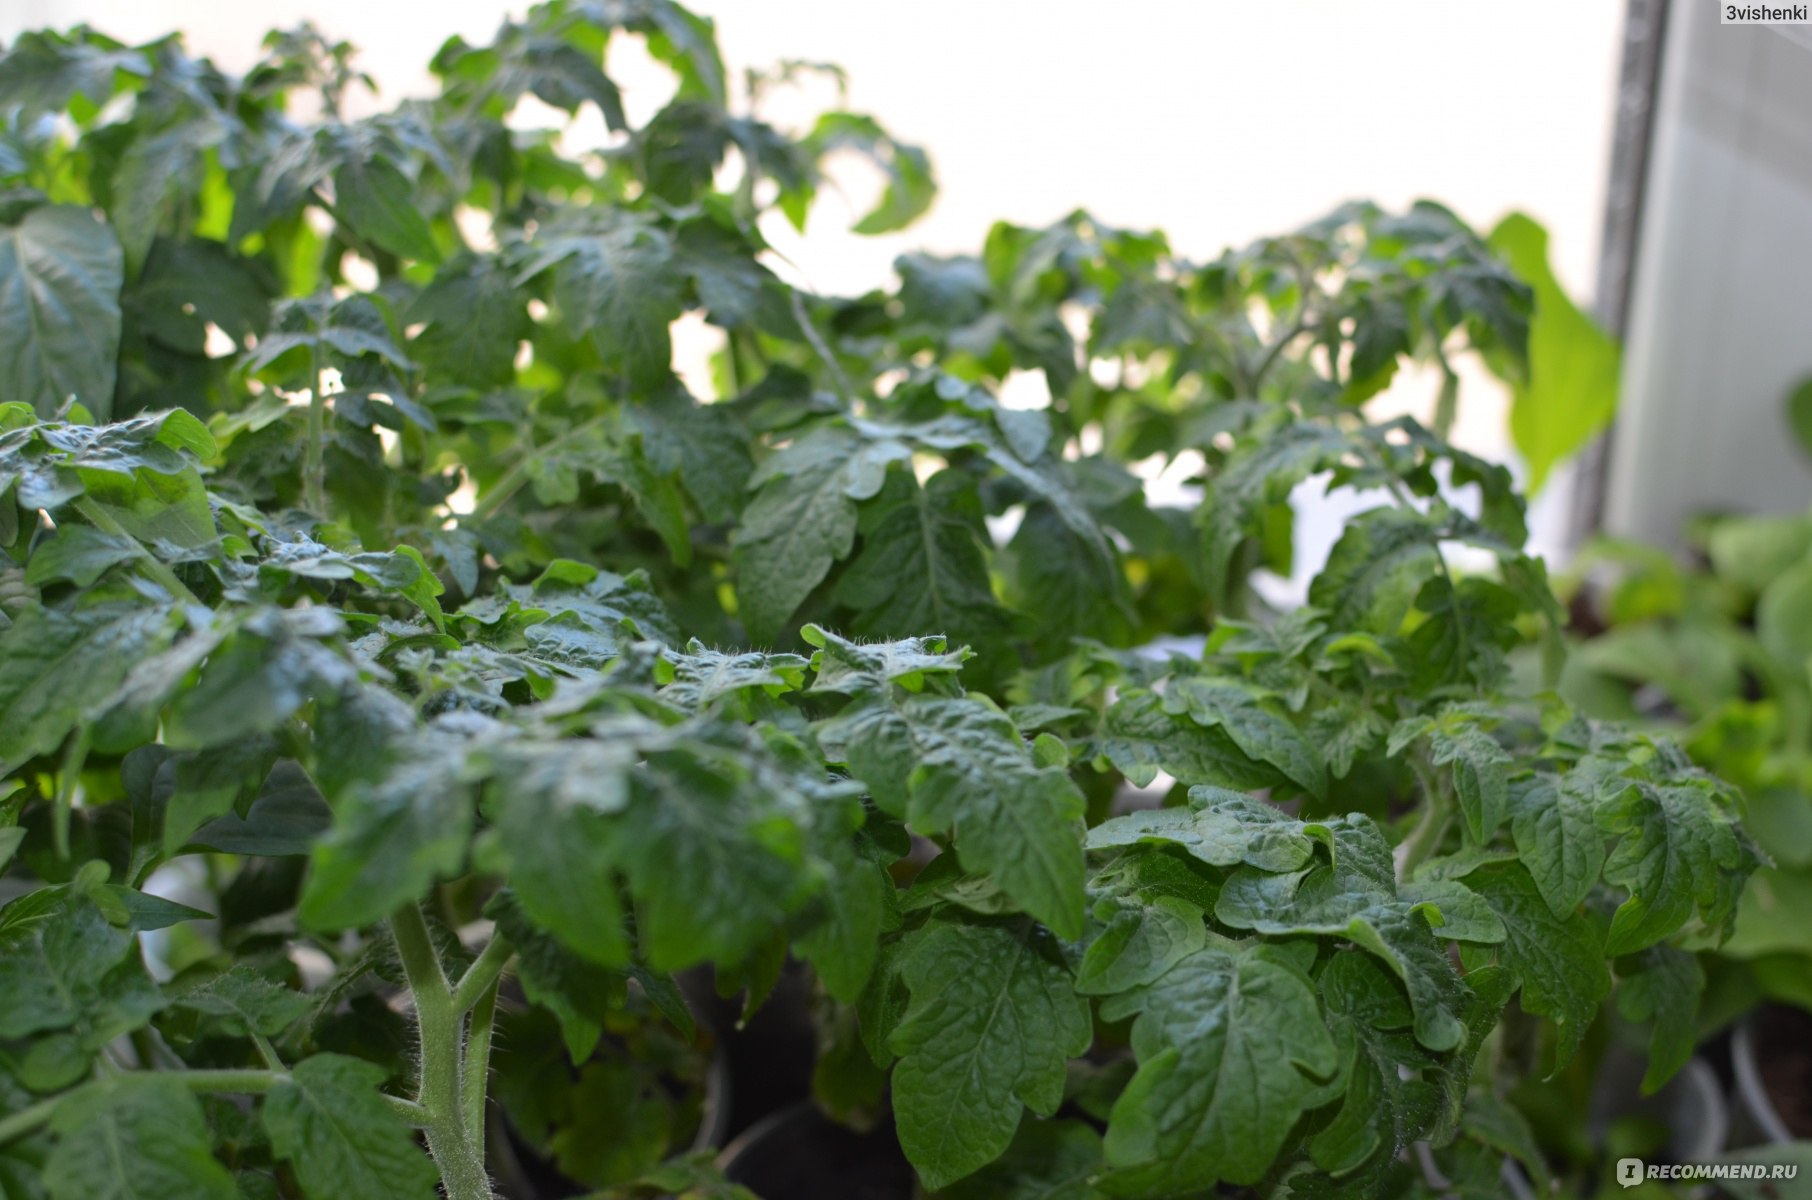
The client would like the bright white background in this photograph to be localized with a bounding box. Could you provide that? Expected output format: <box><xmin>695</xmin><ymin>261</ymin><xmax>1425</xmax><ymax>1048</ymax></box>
<box><xmin>4</xmin><ymin>0</ymin><xmax>1628</xmax><ymax>564</ymax></box>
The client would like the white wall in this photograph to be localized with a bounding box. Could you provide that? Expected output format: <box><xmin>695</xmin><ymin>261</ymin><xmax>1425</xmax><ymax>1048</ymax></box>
<box><xmin>1603</xmin><ymin>7</ymin><xmax>1812</xmax><ymax>543</ymax></box>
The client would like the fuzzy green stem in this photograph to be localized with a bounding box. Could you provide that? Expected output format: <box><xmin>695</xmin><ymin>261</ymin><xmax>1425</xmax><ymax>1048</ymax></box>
<box><xmin>1398</xmin><ymin>752</ymin><xmax>1453</xmax><ymax>877</ymax></box>
<box><xmin>0</xmin><ymin>1096</ymin><xmax>61</xmax><ymax>1145</ymax></box>
<box><xmin>305</xmin><ymin>335</ymin><xmax>328</xmax><ymax>516</ymax></box>
<box><xmin>385</xmin><ymin>1095</ymin><xmax>431</xmax><ymax>1127</ymax></box>
<box><xmin>465</xmin><ymin>413</ymin><xmax>611</xmax><ymax>522</ymax></box>
<box><xmin>178</xmin><ymin>1068</ymin><xmax>285</xmax><ymax>1094</ymax></box>
<box><xmin>51</xmin><ymin>727</ymin><xmax>88</xmax><ymax>861</ymax></box>
<box><xmin>462</xmin><ymin>976</ymin><xmax>499</xmax><ymax>1141</ymax></box>
<box><xmin>451</xmin><ymin>936</ymin><xmax>513</xmax><ymax>1015</ymax></box>
<box><xmin>788</xmin><ymin>287</ymin><xmax>854</xmax><ymax>404</ymax></box>
<box><xmin>390</xmin><ymin>904</ymin><xmax>491</xmax><ymax>1200</ymax></box>
<box><xmin>250</xmin><ymin>1032</ymin><xmax>285</xmax><ymax>1073</ymax></box>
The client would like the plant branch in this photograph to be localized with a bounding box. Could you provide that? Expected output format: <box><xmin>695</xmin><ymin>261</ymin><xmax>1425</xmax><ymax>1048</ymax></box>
<box><xmin>50</xmin><ymin>727</ymin><xmax>88</xmax><ymax>861</ymax></box>
<box><xmin>462</xmin><ymin>975</ymin><xmax>500</xmax><ymax>1141</ymax></box>
<box><xmin>0</xmin><ymin>1096</ymin><xmax>61</xmax><ymax>1145</ymax></box>
<box><xmin>385</xmin><ymin>1095</ymin><xmax>431</xmax><ymax>1127</ymax></box>
<box><xmin>390</xmin><ymin>903</ymin><xmax>492</xmax><ymax>1200</ymax></box>
<box><xmin>251</xmin><ymin>1032</ymin><xmax>285</xmax><ymax>1073</ymax></box>
<box><xmin>788</xmin><ymin>287</ymin><xmax>854</xmax><ymax>405</ymax></box>
<box><xmin>1398</xmin><ymin>750</ymin><xmax>1452</xmax><ymax>877</ymax></box>
<box><xmin>464</xmin><ymin>413</ymin><xmax>612</xmax><ymax>523</ymax></box>
<box><xmin>452</xmin><ymin>935</ymin><xmax>513</xmax><ymax>1015</ymax></box>
<box><xmin>178</xmin><ymin>1068</ymin><xmax>286</xmax><ymax>1094</ymax></box>
<box><xmin>305</xmin><ymin>330</ymin><xmax>329</xmax><ymax>516</ymax></box>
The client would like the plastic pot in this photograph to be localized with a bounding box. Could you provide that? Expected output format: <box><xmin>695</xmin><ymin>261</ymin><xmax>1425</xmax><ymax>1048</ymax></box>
<box><xmin>718</xmin><ymin>1101</ymin><xmax>915</xmax><ymax>1200</ymax></box>
<box><xmin>1732</xmin><ymin>1004</ymin><xmax>1812</xmax><ymax>1145</ymax></box>
<box><xmin>1589</xmin><ymin>1048</ymin><xmax>1730</xmax><ymax>1164</ymax></box>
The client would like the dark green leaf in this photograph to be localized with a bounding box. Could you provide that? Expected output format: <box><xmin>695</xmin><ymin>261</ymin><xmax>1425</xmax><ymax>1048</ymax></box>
<box><xmin>46</xmin><ymin>1076</ymin><xmax>235</xmax><ymax>1200</ymax></box>
<box><xmin>0</xmin><ymin>205</ymin><xmax>123</xmax><ymax>419</ymax></box>
<box><xmin>889</xmin><ymin>920</ymin><xmax>1090</xmax><ymax>1190</ymax></box>
<box><xmin>263</xmin><ymin>1054</ymin><xmax>439</xmax><ymax>1200</ymax></box>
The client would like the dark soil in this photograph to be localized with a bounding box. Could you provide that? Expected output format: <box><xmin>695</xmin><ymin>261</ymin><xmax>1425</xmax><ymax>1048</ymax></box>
<box><xmin>1756</xmin><ymin>1004</ymin><xmax>1812</xmax><ymax>1138</ymax></box>
<box><xmin>721</xmin><ymin>1104</ymin><xmax>915</xmax><ymax>1200</ymax></box>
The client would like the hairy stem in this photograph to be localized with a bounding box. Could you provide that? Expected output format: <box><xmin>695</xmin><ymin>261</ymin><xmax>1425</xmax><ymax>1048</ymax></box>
<box><xmin>1398</xmin><ymin>751</ymin><xmax>1452</xmax><ymax>877</ymax></box>
<box><xmin>462</xmin><ymin>975</ymin><xmax>500</xmax><ymax>1141</ymax></box>
<box><xmin>50</xmin><ymin>727</ymin><xmax>88</xmax><ymax>861</ymax></box>
<box><xmin>0</xmin><ymin>1096</ymin><xmax>61</xmax><ymax>1145</ymax></box>
<box><xmin>451</xmin><ymin>935</ymin><xmax>513</xmax><ymax>1015</ymax></box>
<box><xmin>390</xmin><ymin>904</ymin><xmax>492</xmax><ymax>1200</ymax></box>
<box><xmin>464</xmin><ymin>413</ymin><xmax>611</xmax><ymax>522</ymax></box>
<box><xmin>250</xmin><ymin>1032</ymin><xmax>285</xmax><ymax>1073</ymax></box>
<box><xmin>788</xmin><ymin>287</ymin><xmax>854</xmax><ymax>404</ymax></box>
<box><xmin>305</xmin><ymin>334</ymin><xmax>328</xmax><ymax>517</ymax></box>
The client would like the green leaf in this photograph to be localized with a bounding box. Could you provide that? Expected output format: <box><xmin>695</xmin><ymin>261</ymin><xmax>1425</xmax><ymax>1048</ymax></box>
<box><xmin>1200</xmin><ymin>423</ymin><xmax>1356</xmax><ymax>603</ymax></box>
<box><xmin>1308</xmin><ymin>951</ymin><xmax>1435</xmax><ymax>1178</ymax></box>
<box><xmin>732</xmin><ymin>425</ymin><xmax>908</xmax><ymax>642</ymax></box>
<box><xmin>263</xmin><ymin>1053</ymin><xmax>440</xmax><ymax>1200</ymax></box>
<box><xmin>1785</xmin><ymin>376</ymin><xmax>1812</xmax><ymax>460</ymax></box>
<box><xmin>938</xmin><ymin>1118</ymin><xmax>1108</xmax><ymax>1200</ymax></box>
<box><xmin>1086</xmin><ymin>786</ymin><xmax>1321</xmax><ymax>873</ymax></box>
<box><xmin>1756</xmin><ymin>553</ymin><xmax>1812</xmax><ymax>678</ymax></box>
<box><xmin>1162</xmin><ymin>678</ymin><xmax>1326</xmax><ymax>798</ymax></box>
<box><xmin>1488</xmin><ymin>213</ymin><xmax>1619</xmax><ymax>491</ymax></box>
<box><xmin>488</xmin><ymin>764</ymin><xmax>628</xmax><ymax>966</ymax></box>
<box><xmin>1096</xmin><ymin>690</ymin><xmax>1290</xmax><ymax>793</ymax></box>
<box><xmin>1076</xmin><ymin>894</ymin><xmax>1207</xmax><ymax>996</ymax></box>
<box><xmin>187</xmin><ymin>759</ymin><xmax>332</xmax><ymax>856</ymax></box>
<box><xmin>333</xmin><ymin>154</ymin><xmax>441</xmax><ymax>263</ymax></box>
<box><xmin>299</xmin><ymin>738</ymin><xmax>475</xmax><ymax>930</ymax></box>
<box><xmin>406</xmin><ymin>252</ymin><xmax>528</xmax><ymax>388</ymax></box>
<box><xmin>1099</xmin><ymin>937</ymin><xmax>1339</xmax><ymax>1193</ymax></box>
<box><xmin>793</xmin><ymin>844</ymin><xmax>888</xmax><ymax>1002</ymax></box>
<box><xmin>802</xmin><ymin>624</ymin><xmax>970</xmax><ymax>696</ymax></box>
<box><xmin>0</xmin><ymin>602</ymin><xmax>172</xmax><ymax>768</ymax></box>
<box><xmin>0</xmin><ymin>204</ymin><xmax>124</xmax><ymax>420</ymax></box>
<box><xmin>806</xmin><ymin>112</ymin><xmax>935</xmax><ymax>234</ymax></box>
<box><xmin>1429</xmin><ymin>721</ymin><xmax>1511</xmax><ymax>844</ymax></box>
<box><xmin>1214</xmin><ymin>817</ymin><xmax>1470</xmax><ymax>1051</ymax></box>
<box><xmin>1308</xmin><ymin>506</ymin><xmax>1441</xmax><ymax>636</ymax></box>
<box><xmin>162</xmin><ymin>609</ymin><xmax>361</xmax><ymax>750</ymax></box>
<box><xmin>1507</xmin><ymin>773</ymin><xmax>1605</xmax><ymax>917</ymax></box>
<box><xmin>46</xmin><ymin>1076</ymin><xmax>235</xmax><ymax>1200</ymax></box>
<box><xmin>834</xmin><ymin>470</ymin><xmax>1009</xmax><ymax>647</ymax></box>
<box><xmin>487</xmin><ymin>888</ymin><xmax>619</xmax><ymax>1061</ymax></box>
<box><xmin>172</xmin><ymin>968</ymin><xmax>312</xmax><ymax>1039</ymax></box>
<box><xmin>1600</xmin><ymin>780</ymin><xmax>1754</xmax><ymax>955</ymax></box>
<box><xmin>1461</xmin><ymin>862</ymin><xmax>1610</xmax><ymax>1070</ymax></box>
<box><xmin>514</xmin><ymin>210</ymin><xmax>683</xmax><ymax>387</ymax></box>
<box><xmin>888</xmin><ymin>920</ymin><xmax>1091</xmax><ymax>1190</ymax></box>
<box><xmin>1616</xmin><ymin>943</ymin><xmax>1703</xmax><ymax>1095</ymax></box>
<box><xmin>613</xmin><ymin>741</ymin><xmax>829</xmax><ymax>971</ymax></box>
<box><xmin>820</xmin><ymin>695</ymin><xmax>1086</xmax><ymax>938</ymax></box>
<box><xmin>1460</xmin><ymin>1089</ymin><xmax>1548</xmax><ymax>1189</ymax></box>
<box><xmin>0</xmin><ymin>890</ymin><xmax>160</xmax><ymax>1043</ymax></box>
<box><xmin>23</xmin><ymin>525</ymin><xmax>141</xmax><ymax>587</ymax></box>
<box><xmin>657</xmin><ymin>640</ymin><xmax>807</xmax><ymax>712</ymax></box>
<box><xmin>0</xmin><ymin>30</ymin><xmax>144</xmax><ymax>120</ymax></box>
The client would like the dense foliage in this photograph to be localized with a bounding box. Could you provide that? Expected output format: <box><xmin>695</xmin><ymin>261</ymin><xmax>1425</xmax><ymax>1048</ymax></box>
<box><xmin>0</xmin><ymin>5</ymin><xmax>1759</xmax><ymax>1197</ymax></box>
<box><xmin>1564</xmin><ymin>506</ymin><xmax>1812</xmax><ymax>1023</ymax></box>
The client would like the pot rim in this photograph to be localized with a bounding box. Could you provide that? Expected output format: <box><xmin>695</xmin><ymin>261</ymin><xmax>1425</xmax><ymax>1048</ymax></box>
<box><xmin>1732</xmin><ymin>1015</ymin><xmax>1795</xmax><ymax>1145</ymax></box>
